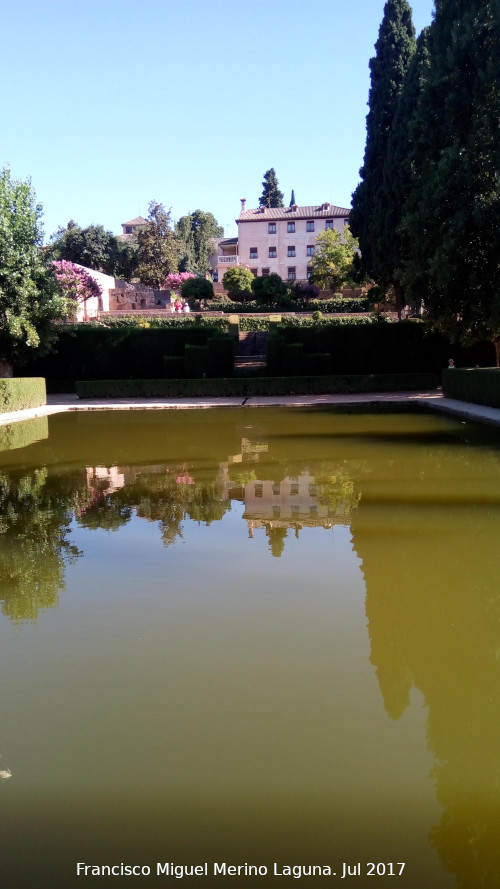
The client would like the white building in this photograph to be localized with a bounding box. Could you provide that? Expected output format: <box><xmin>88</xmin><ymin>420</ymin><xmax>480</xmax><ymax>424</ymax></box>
<box><xmin>215</xmin><ymin>200</ymin><xmax>350</xmax><ymax>283</ymax></box>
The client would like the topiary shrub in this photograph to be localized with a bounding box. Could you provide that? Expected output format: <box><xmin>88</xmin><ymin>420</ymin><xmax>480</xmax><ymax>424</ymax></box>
<box><xmin>181</xmin><ymin>276</ymin><xmax>215</xmax><ymax>302</ymax></box>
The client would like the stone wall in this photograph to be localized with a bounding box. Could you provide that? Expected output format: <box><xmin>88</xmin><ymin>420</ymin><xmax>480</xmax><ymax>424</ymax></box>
<box><xmin>108</xmin><ymin>286</ymin><xmax>170</xmax><ymax>312</ymax></box>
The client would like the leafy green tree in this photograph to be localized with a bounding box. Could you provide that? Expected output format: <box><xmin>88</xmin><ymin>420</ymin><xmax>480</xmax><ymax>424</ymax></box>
<box><xmin>350</xmin><ymin>0</ymin><xmax>416</xmax><ymax>311</ymax></box>
<box><xmin>48</xmin><ymin>220</ymin><xmax>139</xmax><ymax>280</ymax></box>
<box><xmin>222</xmin><ymin>266</ymin><xmax>254</xmax><ymax>300</ymax></box>
<box><xmin>0</xmin><ymin>167</ymin><xmax>67</xmax><ymax>377</ymax></box>
<box><xmin>258</xmin><ymin>168</ymin><xmax>284</xmax><ymax>208</ymax></box>
<box><xmin>308</xmin><ymin>226</ymin><xmax>361</xmax><ymax>290</ymax></box>
<box><xmin>48</xmin><ymin>222</ymin><xmax>116</xmax><ymax>273</ymax></box>
<box><xmin>251</xmin><ymin>272</ymin><xmax>288</xmax><ymax>305</ymax></box>
<box><xmin>136</xmin><ymin>201</ymin><xmax>179</xmax><ymax>288</ymax></box>
<box><xmin>175</xmin><ymin>210</ymin><xmax>223</xmax><ymax>275</ymax></box>
<box><xmin>400</xmin><ymin>0</ymin><xmax>500</xmax><ymax>361</ymax></box>
<box><xmin>181</xmin><ymin>276</ymin><xmax>214</xmax><ymax>302</ymax></box>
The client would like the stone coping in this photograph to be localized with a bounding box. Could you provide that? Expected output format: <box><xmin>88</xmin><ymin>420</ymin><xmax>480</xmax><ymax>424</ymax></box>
<box><xmin>1</xmin><ymin>391</ymin><xmax>500</xmax><ymax>430</ymax></box>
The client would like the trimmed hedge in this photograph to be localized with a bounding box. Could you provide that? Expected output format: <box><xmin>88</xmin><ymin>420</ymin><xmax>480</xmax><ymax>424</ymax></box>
<box><xmin>75</xmin><ymin>372</ymin><xmax>439</xmax><ymax>400</ymax></box>
<box><xmin>442</xmin><ymin>367</ymin><xmax>500</xmax><ymax>408</ymax></box>
<box><xmin>270</xmin><ymin>321</ymin><xmax>495</xmax><ymax>375</ymax></box>
<box><xmin>19</xmin><ymin>326</ymin><xmax>227</xmax><ymax>384</ymax></box>
<box><xmin>164</xmin><ymin>333</ymin><xmax>235</xmax><ymax>379</ymax></box>
<box><xmin>0</xmin><ymin>378</ymin><xmax>46</xmax><ymax>413</ymax></box>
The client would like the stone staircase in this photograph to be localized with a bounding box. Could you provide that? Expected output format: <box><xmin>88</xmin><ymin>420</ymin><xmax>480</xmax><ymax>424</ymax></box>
<box><xmin>235</xmin><ymin>331</ymin><xmax>268</xmax><ymax>374</ymax></box>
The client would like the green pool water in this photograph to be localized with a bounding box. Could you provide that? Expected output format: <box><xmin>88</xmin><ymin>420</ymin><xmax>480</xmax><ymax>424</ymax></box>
<box><xmin>1</xmin><ymin>408</ymin><xmax>500</xmax><ymax>889</ymax></box>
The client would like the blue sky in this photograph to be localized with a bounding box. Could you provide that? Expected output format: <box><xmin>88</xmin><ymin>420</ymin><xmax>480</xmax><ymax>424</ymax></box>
<box><xmin>1</xmin><ymin>0</ymin><xmax>434</xmax><ymax>243</ymax></box>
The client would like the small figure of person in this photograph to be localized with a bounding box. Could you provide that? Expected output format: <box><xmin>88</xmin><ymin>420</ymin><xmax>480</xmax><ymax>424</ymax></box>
<box><xmin>448</xmin><ymin>358</ymin><xmax>455</xmax><ymax>368</ymax></box>
<box><xmin>183</xmin><ymin>302</ymin><xmax>190</xmax><ymax>314</ymax></box>
<box><xmin>175</xmin><ymin>299</ymin><xmax>182</xmax><ymax>313</ymax></box>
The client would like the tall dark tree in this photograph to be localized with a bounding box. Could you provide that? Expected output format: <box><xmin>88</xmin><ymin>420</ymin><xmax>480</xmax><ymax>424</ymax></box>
<box><xmin>259</xmin><ymin>168</ymin><xmax>284</xmax><ymax>208</ymax></box>
<box><xmin>136</xmin><ymin>201</ymin><xmax>179</xmax><ymax>288</ymax></box>
<box><xmin>350</xmin><ymin>0</ymin><xmax>416</xmax><ymax>310</ymax></box>
<box><xmin>175</xmin><ymin>209</ymin><xmax>223</xmax><ymax>275</ymax></box>
<box><xmin>400</xmin><ymin>0</ymin><xmax>500</xmax><ymax>361</ymax></box>
<box><xmin>289</xmin><ymin>189</ymin><xmax>296</xmax><ymax>207</ymax></box>
<box><xmin>378</xmin><ymin>28</ymin><xmax>432</xmax><ymax>299</ymax></box>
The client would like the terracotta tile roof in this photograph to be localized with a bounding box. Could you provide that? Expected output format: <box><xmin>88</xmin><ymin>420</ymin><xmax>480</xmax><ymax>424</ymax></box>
<box><xmin>121</xmin><ymin>216</ymin><xmax>148</xmax><ymax>227</ymax></box>
<box><xmin>237</xmin><ymin>204</ymin><xmax>350</xmax><ymax>223</ymax></box>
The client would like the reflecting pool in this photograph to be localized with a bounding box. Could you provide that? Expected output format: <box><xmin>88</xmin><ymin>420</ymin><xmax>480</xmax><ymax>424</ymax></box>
<box><xmin>1</xmin><ymin>408</ymin><xmax>500</xmax><ymax>889</ymax></box>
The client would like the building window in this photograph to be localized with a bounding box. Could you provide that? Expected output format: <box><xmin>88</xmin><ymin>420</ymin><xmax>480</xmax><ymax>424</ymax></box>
<box><xmin>291</xmin><ymin>483</ymin><xmax>299</xmax><ymax>495</ymax></box>
<box><xmin>268</xmin><ymin>247</ymin><xmax>277</xmax><ymax>258</ymax></box>
<box><xmin>287</xmin><ymin>267</ymin><xmax>296</xmax><ymax>281</ymax></box>
<box><xmin>268</xmin><ymin>222</ymin><xmax>276</xmax><ymax>234</ymax></box>
<box><xmin>262</xmin><ymin>267</ymin><xmax>270</xmax><ymax>276</ymax></box>
<box><xmin>306</xmin><ymin>221</ymin><xmax>314</xmax><ymax>232</ymax></box>
<box><xmin>250</xmin><ymin>248</ymin><xmax>258</xmax><ymax>259</ymax></box>
<box><xmin>250</xmin><ymin>268</ymin><xmax>258</xmax><ymax>276</ymax></box>
<box><xmin>255</xmin><ymin>483</ymin><xmax>263</xmax><ymax>498</ymax></box>
<box><xmin>307</xmin><ymin>266</ymin><xmax>313</xmax><ymax>280</ymax></box>
<box><xmin>287</xmin><ymin>222</ymin><xmax>295</xmax><ymax>233</ymax></box>
<box><xmin>272</xmin><ymin>482</ymin><xmax>280</xmax><ymax>495</ymax></box>
<box><xmin>325</xmin><ymin>220</ymin><xmax>334</xmax><ymax>230</ymax></box>
<box><xmin>307</xmin><ymin>245</ymin><xmax>315</xmax><ymax>256</ymax></box>
<box><xmin>273</xmin><ymin>505</ymin><xmax>281</xmax><ymax>516</ymax></box>
<box><xmin>125</xmin><ymin>226</ymin><xmax>133</xmax><ymax>234</ymax></box>
<box><xmin>287</xmin><ymin>246</ymin><xmax>296</xmax><ymax>257</ymax></box>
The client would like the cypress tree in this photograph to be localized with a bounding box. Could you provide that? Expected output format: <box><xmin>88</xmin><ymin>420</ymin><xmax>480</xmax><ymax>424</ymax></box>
<box><xmin>289</xmin><ymin>189</ymin><xmax>296</xmax><ymax>207</ymax></box>
<box><xmin>378</xmin><ymin>28</ymin><xmax>431</xmax><ymax>301</ymax></box>
<box><xmin>259</xmin><ymin>169</ymin><xmax>284</xmax><ymax>208</ymax></box>
<box><xmin>400</xmin><ymin>0</ymin><xmax>500</xmax><ymax>360</ymax></box>
<box><xmin>350</xmin><ymin>0</ymin><xmax>416</xmax><ymax>310</ymax></box>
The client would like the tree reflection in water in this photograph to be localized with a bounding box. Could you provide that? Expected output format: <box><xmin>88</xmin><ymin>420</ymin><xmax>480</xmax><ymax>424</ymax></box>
<box><xmin>0</xmin><ymin>469</ymin><xmax>83</xmax><ymax>622</ymax></box>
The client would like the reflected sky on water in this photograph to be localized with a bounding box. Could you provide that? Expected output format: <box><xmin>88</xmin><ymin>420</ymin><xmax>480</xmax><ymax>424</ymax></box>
<box><xmin>1</xmin><ymin>408</ymin><xmax>500</xmax><ymax>888</ymax></box>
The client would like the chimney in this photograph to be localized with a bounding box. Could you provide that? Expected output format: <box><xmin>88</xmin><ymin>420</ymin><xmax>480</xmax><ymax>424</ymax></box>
<box><xmin>240</xmin><ymin>198</ymin><xmax>246</xmax><ymax>213</ymax></box>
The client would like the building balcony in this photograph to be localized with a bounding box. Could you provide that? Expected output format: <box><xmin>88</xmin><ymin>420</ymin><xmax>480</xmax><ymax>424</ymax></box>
<box><xmin>218</xmin><ymin>255</ymin><xmax>239</xmax><ymax>265</ymax></box>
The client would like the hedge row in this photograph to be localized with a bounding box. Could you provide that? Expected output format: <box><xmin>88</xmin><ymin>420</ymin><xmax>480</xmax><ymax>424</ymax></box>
<box><xmin>0</xmin><ymin>378</ymin><xmax>46</xmax><ymax>414</ymax></box>
<box><xmin>75</xmin><ymin>372</ymin><xmax>439</xmax><ymax>400</ymax></box>
<box><xmin>19</xmin><ymin>326</ymin><xmax>229</xmax><ymax>383</ymax></box>
<box><xmin>207</xmin><ymin>296</ymin><xmax>369</xmax><ymax>313</ymax></box>
<box><xmin>268</xmin><ymin>322</ymin><xmax>495</xmax><ymax>375</ymax></box>
<box><xmin>93</xmin><ymin>315</ymin><xmax>228</xmax><ymax>329</ymax></box>
<box><xmin>164</xmin><ymin>333</ymin><xmax>235</xmax><ymax>378</ymax></box>
<box><xmin>442</xmin><ymin>367</ymin><xmax>500</xmax><ymax>408</ymax></box>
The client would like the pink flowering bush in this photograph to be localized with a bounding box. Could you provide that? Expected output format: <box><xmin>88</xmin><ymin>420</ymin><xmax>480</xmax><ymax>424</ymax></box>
<box><xmin>52</xmin><ymin>261</ymin><xmax>102</xmax><ymax>311</ymax></box>
<box><xmin>164</xmin><ymin>272</ymin><xmax>196</xmax><ymax>291</ymax></box>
